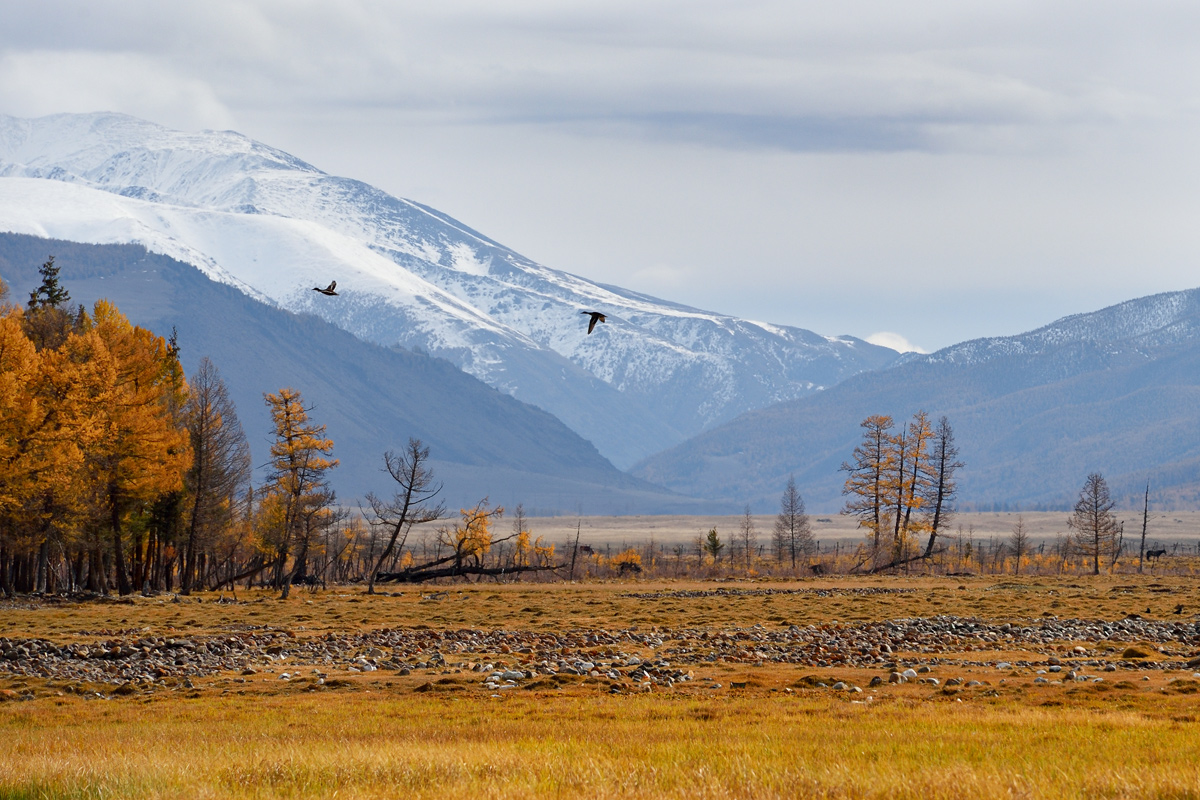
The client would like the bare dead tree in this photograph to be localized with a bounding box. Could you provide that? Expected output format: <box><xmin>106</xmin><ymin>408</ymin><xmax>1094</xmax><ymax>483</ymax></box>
<box><xmin>1138</xmin><ymin>482</ymin><xmax>1150</xmax><ymax>574</ymax></box>
<box><xmin>775</xmin><ymin>475</ymin><xmax>812</xmax><ymax>570</ymax></box>
<box><xmin>1009</xmin><ymin>515</ymin><xmax>1030</xmax><ymax>575</ymax></box>
<box><xmin>569</xmin><ymin>518</ymin><xmax>581</xmax><ymax>581</ymax></box>
<box><xmin>1069</xmin><ymin>472</ymin><xmax>1120</xmax><ymax>575</ymax></box>
<box><xmin>364</xmin><ymin>439</ymin><xmax>444</xmax><ymax>594</ymax></box>
<box><xmin>182</xmin><ymin>358</ymin><xmax>249</xmax><ymax>594</ymax></box>
<box><xmin>374</xmin><ymin>499</ymin><xmax>558</xmax><ymax>583</ymax></box>
<box><xmin>738</xmin><ymin>505</ymin><xmax>757</xmax><ymax>571</ymax></box>
<box><xmin>922</xmin><ymin>416</ymin><xmax>963</xmax><ymax>558</ymax></box>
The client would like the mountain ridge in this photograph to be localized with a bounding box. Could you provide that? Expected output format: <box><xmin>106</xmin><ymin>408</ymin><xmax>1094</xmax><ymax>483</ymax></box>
<box><xmin>0</xmin><ymin>111</ymin><xmax>898</xmax><ymax>468</ymax></box>
<box><xmin>634</xmin><ymin>287</ymin><xmax>1200</xmax><ymax>511</ymax></box>
<box><xmin>0</xmin><ymin>232</ymin><xmax>719</xmax><ymax>514</ymax></box>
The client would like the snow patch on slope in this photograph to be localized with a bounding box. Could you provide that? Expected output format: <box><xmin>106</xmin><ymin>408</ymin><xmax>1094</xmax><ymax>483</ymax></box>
<box><xmin>0</xmin><ymin>111</ymin><xmax>901</xmax><ymax>465</ymax></box>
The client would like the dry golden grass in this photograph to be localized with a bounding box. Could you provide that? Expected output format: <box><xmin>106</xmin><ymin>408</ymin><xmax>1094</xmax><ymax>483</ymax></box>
<box><xmin>2</xmin><ymin>574</ymin><xmax>1198</xmax><ymax>640</ymax></box>
<box><xmin>5</xmin><ymin>687</ymin><xmax>1200</xmax><ymax>799</ymax></box>
<box><xmin>4</xmin><ymin>574</ymin><xmax>1200</xmax><ymax>798</ymax></box>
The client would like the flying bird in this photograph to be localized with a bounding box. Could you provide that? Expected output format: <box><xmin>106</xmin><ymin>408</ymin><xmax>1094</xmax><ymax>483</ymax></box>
<box><xmin>313</xmin><ymin>281</ymin><xmax>338</xmax><ymax>296</ymax></box>
<box><xmin>580</xmin><ymin>310</ymin><xmax>606</xmax><ymax>335</ymax></box>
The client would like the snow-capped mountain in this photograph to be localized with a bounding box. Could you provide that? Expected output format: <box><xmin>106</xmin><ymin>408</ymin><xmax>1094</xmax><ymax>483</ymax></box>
<box><xmin>913</xmin><ymin>290</ymin><xmax>1200</xmax><ymax>367</ymax></box>
<box><xmin>635</xmin><ymin>287</ymin><xmax>1200</xmax><ymax>509</ymax></box>
<box><xmin>0</xmin><ymin>232</ymin><xmax>722</xmax><ymax>514</ymax></box>
<box><xmin>0</xmin><ymin>112</ymin><xmax>897</xmax><ymax>467</ymax></box>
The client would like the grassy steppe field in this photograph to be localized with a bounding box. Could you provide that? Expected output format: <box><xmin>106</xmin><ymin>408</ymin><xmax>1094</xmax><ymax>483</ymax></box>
<box><xmin>3</xmin><ymin>575</ymin><xmax>1200</xmax><ymax>799</ymax></box>
<box><xmin>526</xmin><ymin>510</ymin><xmax>1200</xmax><ymax>551</ymax></box>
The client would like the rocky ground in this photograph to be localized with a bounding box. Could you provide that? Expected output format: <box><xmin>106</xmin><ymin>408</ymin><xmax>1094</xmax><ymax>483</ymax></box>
<box><xmin>4</xmin><ymin>598</ymin><xmax>1200</xmax><ymax>699</ymax></box>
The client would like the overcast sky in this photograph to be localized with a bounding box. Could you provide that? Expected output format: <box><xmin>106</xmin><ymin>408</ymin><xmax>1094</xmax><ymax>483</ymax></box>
<box><xmin>4</xmin><ymin>1</ymin><xmax>1199</xmax><ymax>352</ymax></box>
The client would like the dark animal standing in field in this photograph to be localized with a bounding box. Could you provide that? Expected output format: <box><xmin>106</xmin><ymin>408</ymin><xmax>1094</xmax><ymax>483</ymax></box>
<box><xmin>1146</xmin><ymin>548</ymin><xmax>1167</xmax><ymax>561</ymax></box>
<box><xmin>1174</xmin><ymin>604</ymin><xmax>1185</xmax><ymax>615</ymax></box>
<box><xmin>809</xmin><ymin>564</ymin><xmax>825</xmax><ymax>575</ymax></box>
<box><xmin>313</xmin><ymin>281</ymin><xmax>338</xmax><ymax>296</ymax></box>
<box><xmin>580</xmin><ymin>310</ymin><xmax>606</xmax><ymax>334</ymax></box>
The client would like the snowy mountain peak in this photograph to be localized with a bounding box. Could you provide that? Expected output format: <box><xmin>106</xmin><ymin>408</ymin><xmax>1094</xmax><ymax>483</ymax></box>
<box><xmin>917</xmin><ymin>289</ymin><xmax>1200</xmax><ymax>367</ymax></box>
<box><xmin>0</xmin><ymin>112</ymin><xmax>898</xmax><ymax>467</ymax></box>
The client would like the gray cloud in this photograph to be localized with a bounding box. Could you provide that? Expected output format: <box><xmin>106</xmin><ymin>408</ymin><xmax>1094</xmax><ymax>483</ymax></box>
<box><xmin>2</xmin><ymin>1</ymin><xmax>1200</xmax><ymax>349</ymax></box>
<box><xmin>5</xmin><ymin>1</ymin><xmax>1189</xmax><ymax>147</ymax></box>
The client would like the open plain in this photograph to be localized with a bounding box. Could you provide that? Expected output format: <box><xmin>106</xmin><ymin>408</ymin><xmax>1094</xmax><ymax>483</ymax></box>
<box><xmin>4</xmin><ymin>572</ymin><xmax>1200</xmax><ymax>799</ymax></box>
<box><xmin>526</xmin><ymin>510</ymin><xmax>1200</xmax><ymax>552</ymax></box>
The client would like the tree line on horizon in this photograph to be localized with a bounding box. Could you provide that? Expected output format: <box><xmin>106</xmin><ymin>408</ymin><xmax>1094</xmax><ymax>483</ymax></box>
<box><xmin>0</xmin><ymin>258</ymin><xmax>1176</xmax><ymax>596</ymax></box>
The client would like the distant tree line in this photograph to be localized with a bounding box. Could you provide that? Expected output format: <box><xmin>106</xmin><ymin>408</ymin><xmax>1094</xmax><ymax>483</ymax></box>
<box><xmin>0</xmin><ymin>257</ymin><xmax>1180</xmax><ymax>594</ymax></box>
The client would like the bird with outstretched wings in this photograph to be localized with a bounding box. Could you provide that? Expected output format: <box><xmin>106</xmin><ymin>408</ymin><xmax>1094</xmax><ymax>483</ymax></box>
<box><xmin>580</xmin><ymin>310</ymin><xmax>606</xmax><ymax>334</ymax></box>
<box><xmin>313</xmin><ymin>281</ymin><xmax>338</xmax><ymax>296</ymax></box>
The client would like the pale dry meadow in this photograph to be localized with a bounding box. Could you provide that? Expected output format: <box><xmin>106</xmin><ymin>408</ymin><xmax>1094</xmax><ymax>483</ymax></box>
<box><xmin>3</xmin><ymin>513</ymin><xmax>1200</xmax><ymax>799</ymax></box>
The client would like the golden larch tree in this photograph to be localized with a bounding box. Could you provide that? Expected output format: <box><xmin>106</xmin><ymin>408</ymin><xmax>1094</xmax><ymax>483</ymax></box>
<box><xmin>83</xmin><ymin>300</ymin><xmax>192</xmax><ymax>595</ymax></box>
<box><xmin>840</xmin><ymin>415</ymin><xmax>895</xmax><ymax>562</ymax></box>
<box><xmin>262</xmin><ymin>388</ymin><xmax>337</xmax><ymax>598</ymax></box>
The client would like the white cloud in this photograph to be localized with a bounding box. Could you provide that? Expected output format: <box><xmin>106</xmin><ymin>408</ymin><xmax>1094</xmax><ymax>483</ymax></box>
<box><xmin>0</xmin><ymin>51</ymin><xmax>235</xmax><ymax>132</ymax></box>
<box><xmin>3</xmin><ymin>2</ymin><xmax>1200</xmax><ymax>349</ymax></box>
<box><xmin>866</xmin><ymin>332</ymin><xmax>927</xmax><ymax>354</ymax></box>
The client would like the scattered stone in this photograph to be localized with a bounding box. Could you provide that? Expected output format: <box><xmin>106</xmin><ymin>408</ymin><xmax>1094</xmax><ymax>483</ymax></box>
<box><xmin>4</xmin><ymin>611</ymin><xmax>1197</xmax><ymax>693</ymax></box>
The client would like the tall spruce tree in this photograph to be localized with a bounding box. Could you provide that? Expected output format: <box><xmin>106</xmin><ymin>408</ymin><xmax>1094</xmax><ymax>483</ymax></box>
<box><xmin>27</xmin><ymin>256</ymin><xmax>70</xmax><ymax>310</ymax></box>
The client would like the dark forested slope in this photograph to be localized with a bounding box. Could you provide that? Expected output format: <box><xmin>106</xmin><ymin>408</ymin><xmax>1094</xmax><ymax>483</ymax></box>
<box><xmin>0</xmin><ymin>233</ymin><xmax>708</xmax><ymax>513</ymax></box>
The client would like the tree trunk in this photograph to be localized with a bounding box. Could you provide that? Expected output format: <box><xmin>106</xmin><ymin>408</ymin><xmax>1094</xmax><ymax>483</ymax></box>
<box><xmin>0</xmin><ymin>536</ymin><xmax>11</xmax><ymax>598</ymax></box>
<box><xmin>211</xmin><ymin>557</ymin><xmax>266</xmax><ymax>590</ymax></box>
<box><xmin>35</xmin><ymin>540</ymin><xmax>48</xmax><ymax>593</ymax></box>
<box><xmin>1138</xmin><ymin>483</ymin><xmax>1149</xmax><ymax>574</ymax></box>
<box><xmin>182</xmin><ymin>494</ymin><xmax>201</xmax><ymax>594</ymax></box>
<box><xmin>130</xmin><ymin>529</ymin><xmax>144</xmax><ymax>592</ymax></box>
<box><xmin>111</xmin><ymin>494</ymin><xmax>132</xmax><ymax>596</ymax></box>
<box><xmin>377</xmin><ymin>562</ymin><xmax>556</xmax><ymax>584</ymax></box>
<box><xmin>72</xmin><ymin>549</ymin><xmax>85</xmax><ymax>593</ymax></box>
<box><xmin>368</xmin><ymin>519</ymin><xmax>405</xmax><ymax>595</ymax></box>
<box><xmin>87</xmin><ymin>536</ymin><xmax>103</xmax><ymax>592</ymax></box>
